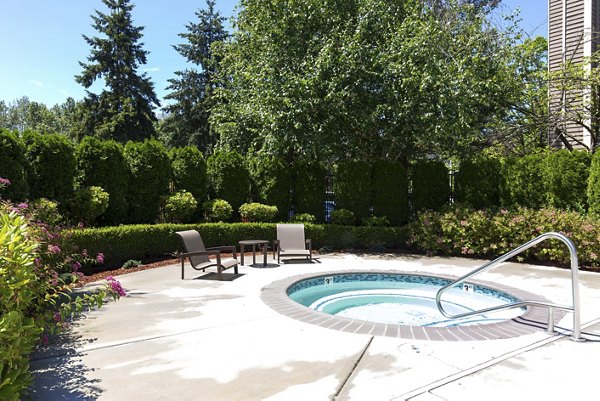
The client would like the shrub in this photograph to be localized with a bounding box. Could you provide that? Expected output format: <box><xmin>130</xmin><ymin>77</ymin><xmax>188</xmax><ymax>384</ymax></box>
<box><xmin>76</xmin><ymin>137</ymin><xmax>128</xmax><ymax>225</ymax></box>
<box><xmin>247</xmin><ymin>156</ymin><xmax>292</xmax><ymax>221</ymax></box>
<box><xmin>293</xmin><ymin>160</ymin><xmax>326</xmax><ymax>222</ymax></box>
<box><xmin>587</xmin><ymin>150</ymin><xmax>600</xmax><ymax>215</ymax></box>
<box><xmin>455</xmin><ymin>156</ymin><xmax>501</xmax><ymax>208</ymax></box>
<box><xmin>291</xmin><ymin>213</ymin><xmax>316</xmax><ymax>224</ymax></box>
<box><xmin>169</xmin><ymin>146</ymin><xmax>207</xmax><ymax>201</ymax></box>
<box><xmin>124</xmin><ymin>140</ymin><xmax>171</xmax><ymax>224</ymax></box>
<box><xmin>0</xmin><ymin>129</ymin><xmax>29</xmax><ymax>200</ymax></box>
<box><xmin>203</xmin><ymin>199</ymin><xmax>233</xmax><ymax>222</ymax></box>
<box><xmin>501</xmin><ymin>153</ymin><xmax>546</xmax><ymax>208</ymax></box>
<box><xmin>206</xmin><ymin>151</ymin><xmax>250</xmax><ymax>212</ymax></box>
<box><xmin>121</xmin><ymin>259</ymin><xmax>142</xmax><ymax>269</ymax></box>
<box><xmin>362</xmin><ymin>216</ymin><xmax>390</xmax><ymax>227</ymax></box>
<box><xmin>334</xmin><ymin>161</ymin><xmax>372</xmax><ymax>221</ymax></box>
<box><xmin>411</xmin><ymin>160</ymin><xmax>449</xmax><ymax>212</ymax></box>
<box><xmin>23</xmin><ymin>131</ymin><xmax>76</xmax><ymax>206</ymax></box>
<box><xmin>331</xmin><ymin>208</ymin><xmax>355</xmax><ymax>225</ymax></box>
<box><xmin>162</xmin><ymin>190</ymin><xmax>198</xmax><ymax>223</ymax></box>
<box><xmin>372</xmin><ymin>161</ymin><xmax>409</xmax><ymax>226</ymax></box>
<box><xmin>239</xmin><ymin>202</ymin><xmax>278</xmax><ymax>222</ymax></box>
<box><xmin>544</xmin><ymin>150</ymin><xmax>591</xmax><ymax>211</ymax></box>
<box><xmin>29</xmin><ymin>198</ymin><xmax>63</xmax><ymax>226</ymax></box>
<box><xmin>70</xmin><ymin>186</ymin><xmax>110</xmax><ymax>226</ymax></box>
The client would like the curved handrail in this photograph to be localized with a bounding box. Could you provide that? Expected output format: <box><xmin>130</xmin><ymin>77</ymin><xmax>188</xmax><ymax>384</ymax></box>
<box><xmin>435</xmin><ymin>232</ymin><xmax>582</xmax><ymax>341</ymax></box>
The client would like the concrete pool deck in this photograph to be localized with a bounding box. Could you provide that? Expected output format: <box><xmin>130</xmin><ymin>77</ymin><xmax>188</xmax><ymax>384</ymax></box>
<box><xmin>29</xmin><ymin>253</ymin><xmax>600</xmax><ymax>400</ymax></box>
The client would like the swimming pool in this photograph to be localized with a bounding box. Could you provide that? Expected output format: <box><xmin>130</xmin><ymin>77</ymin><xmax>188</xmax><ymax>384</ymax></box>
<box><xmin>261</xmin><ymin>270</ymin><xmax>562</xmax><ymax>340</ymax></box>
<box><xmin>287</xmin><ymin>273</ymin><xmax>523</xmax><ymax>327</ymax></box>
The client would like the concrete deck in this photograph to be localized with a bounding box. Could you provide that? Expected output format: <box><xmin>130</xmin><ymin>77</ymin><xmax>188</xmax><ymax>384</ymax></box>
<box><xmin>29</xmin><ymin>253</ymin><xmax>600</xmax><ymax>400</ymax></box>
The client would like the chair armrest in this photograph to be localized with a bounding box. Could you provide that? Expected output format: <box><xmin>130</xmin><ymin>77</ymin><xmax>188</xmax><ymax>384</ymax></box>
<box><xmin>305</xmin><ymin>239</ymin><xmax>312</xmax><ymax>250</ymax></box>
<box><xmin>181</xmin><ymin>250</ymin><xmax>221</xmax><ymax>258</ymax></box>
<box><xmin>207</xmin><ymin>245</ymin><xmax>237</xmax><ymax>259</ymax></box>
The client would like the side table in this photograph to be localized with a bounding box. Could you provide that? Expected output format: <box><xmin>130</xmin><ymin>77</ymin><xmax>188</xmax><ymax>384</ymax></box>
<box><xmin>239</xmin><ymin>240</ymin><xmax>268</xmax><ymax>267</ymax></box>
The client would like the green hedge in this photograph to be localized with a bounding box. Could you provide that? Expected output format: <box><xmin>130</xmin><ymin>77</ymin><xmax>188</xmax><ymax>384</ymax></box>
<box><xmin>76</xmin><ymin>137</ymin><xmax>128</xmax><ymax>225</ymax></box>
<box><xmin>501</xmin><ymin>153</ymin><xmax>546</xmax><ymax>208</ymax></box>
<box><xmin>544</xmin><ymin>150</ymin><xmax>591</xmax><ymax>211</ymax></box>
<box><xmin>334</xmin><ymin>161</ymin><xmax>372</xmax><ymax>221</ymax></box>
<box><xmin>247</xmin><ymin>156</ymin><xmax>292</xmax><ymax>221</ymax></box>
<box><xmin>67</xmin><ymin>223</ymin><xmax>408</xmax><ymax>269</ymax></box>
<box><xmin>455</xmin><ymin>156</ymin><xmax>501</xmax><ymax>208</ymax></box>
<box><xmin>372</xmin><ymin>161</ymin><xmax>409</xmax><ymax>225</ymax></box>
<box><xmin>124</xmin><ymin>140</ymin><xmax>171</xmax><ymax>224</ymax></box>
<box><xmin>588</xmin><ymin>150</ymin><xmax>600</xmax><ymax>215</ymax></box>
<box><xmin>169</xmin><ymin>146</ymin><xmax>207</xmax><ymax>201</ymax></box>
<box><xmin>23</xmin><ymin>131</ymin><xmax>76</xmax><ymax>206</ymax></box>
<box><xmin>0</xmin><ymin>129</ymin><xmax>29</xmax><ymax>200</ymax></box>
<box><xmin>293</xmin><ymin>160</ymin><xmax>326</xmax><ymax>222</ymax></box>
<box><xmin>411</xmin><ymin>160</ymin><xmax>449</xmax><ymax>212</ymax></box>
<box><xmin>207</xmin><ymin>150</ymin><xmax>250</xmax><ymax>212</ymax></box>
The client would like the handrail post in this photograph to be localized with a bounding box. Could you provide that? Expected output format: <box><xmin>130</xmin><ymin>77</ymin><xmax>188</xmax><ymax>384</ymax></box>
<box><xmin>435</xmin><ymin>232</ymin><xmax>583</xmax><ymax>342</ymax></box>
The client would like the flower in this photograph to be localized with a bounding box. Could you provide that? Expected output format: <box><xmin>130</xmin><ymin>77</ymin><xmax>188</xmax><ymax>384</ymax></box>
<box><xmin>106</xmin><ymin>276</ymin><xmax>126</xmax><ymax>297</ymax></box>
<box><xmin>96</xmin><ymin>253</ymin><xmax>105</xmax><ymax>264</ymax></box>
<box><xmin>82</xmin><ymin>249</ymin><xmax>88</xmax><ymax>257</ymax></box>
<box><xmin>53</xmin><ymin>312</ymin><xmax>62</xmax><ymax>322</ymax></box>
<box><xmin>72</xmin><ymin>261</ymin><xmax>81</xmax><ymax>272</ymax></box>
<box><xmin>17</xmin><ymin>202</ymin><xmax>28</xmax><ymax>209</ymax></box>
<box><xmin>48</xmin><ymin>244</ymin><xmax>61</xmax><ymax>254</ymax></box>
<box><xmin>0</xmin><ymin>177</ymin><xmax>10</xmax><ymax>186</ymax></box>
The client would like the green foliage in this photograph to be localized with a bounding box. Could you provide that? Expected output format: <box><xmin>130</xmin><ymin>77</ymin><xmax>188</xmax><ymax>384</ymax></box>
<box><xmin>0</xmin><ymin>212</ymin><xmax>40</xmax><ymax>400</ymax></box>
<box><xmin>331</xmin><ymin>208</ymin><xmax>355</xmax><ymax>226</ymax></box>
<box><xmin>239</xmin><ymin>202</ymin><xmax>278</xmax><ymax>222</ymax></box>
<box><xmin>23</xmin><ymin>131</ymin><xmax>76</xmax><ymax>205</ymax></box>
<box><xmin>29</xmin><ymin>198</ymin><xmax>63</xmax><ymax>226</ymax></box>
<box><xmin>587</xmin><ymin>151</ymin><xmax>600</xmax><ymax>215</ymax></box>
<box><xmin>161</xmin><ymin>0</ymin><xmax>228</xmax><ymax>151</ymax></box>
<box><xmin>247</xmin><ymin>156</ymin><xmax>292</xmax><ymax>221</ymax></box>
<box><xmin>169</xmin><ymin>146</ymin><xmax>207</xmax><ymax>200</ymax></box>
<box><xmin>75</xmin><ymin>137</ymin><xmax>128</xmax><ymax>225</ymax></box>
<box><xmin>411</xmin><ymin>160</ymin><xmax>449</xmax><ymax>212</ymax></box>
<box><xmin>372</xmin><ymin>161</ymin><xmax>409</xmax><ymax>225</ymax></box>
<box><xmin>162</xmin><ymin>190</ymin><xmax>198</xmax><ymax>223</ymax></box>
<box><xmin>202</xmin><ymin>199</ymin><xmax>233</xmax><ymax>222</ymax></box>
<box><xmin>334</xmin><ymin>161</ymin><xmax>372</xmax><ymax>221</ymax></box>
<box><xmin>408</xmin><ymin>205</ymin><xmax>600</xmax><ymax>268</ymax></box>
<box><xmin>544</xmin><ymin>150</ymin><xmax>591</xmax><ymax>211</ymax></box>
<box><xmin>206</xmin><ymin>150</ymin><xmax>250</xmax><ymax>211</ymax></box>
<box><xmin>0</xmin><ymin>129</ymin><xmax>29</xmax><ymax>200</ymax></box>
<box><xmin>454</xmin><ymin>156</ymin><xmax>501</xmax><ymax>208</ymax></box>
<box><xmin>122</xmin><ymin>259</ymin><xmax>142</xmax><ymax>269</ymax></box>
<box><xmin>293</xmin><ymin>160</ymin><xmax>326</xmax><ymax>222</ymax></box>
<box><xmin>70</xmin><ymin>186</ymin><xmax>110</xmax><ymax>226</ymax></box>
<box><xmin>124</xmin><ymin>140</ymin><xmax>171</xmax><ymax>223</ymax></box>
<box><xmin>362</xmin><ymin>215</ymin><xmax>390</xmax><ymax>227</ymax></box>
<box><xmin>75</xmin><ymin>0</ymin><xmax>159</xmax><ymax>142</ymax></box>
<box><xmin>291</xmin><ymin>213</ymin><xmax>316</xmax><ymax>224</ymax></box>
<box><xmin>68</xmin><ymin>222</ymin><xmax>408</xmax><ymax>268</ymax></box>
<box><xmin>501</xmin><ymin>153</ymin><xmax>546</xmax><ymax>208</ymax></box>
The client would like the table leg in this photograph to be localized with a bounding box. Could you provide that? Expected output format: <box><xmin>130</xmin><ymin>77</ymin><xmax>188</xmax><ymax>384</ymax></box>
<box><xmin>240</xmin><ymin>244</ymin><xmax>245</xmax><ymax>266</ymax></box>
<box><xmin>252</xmin><ymin>244</ymin><xmax>256</xmax><ymax>265</ymax></box>
<box><xmin>263</xmin><ymin>243</ymin><xmax>267</xmax><ymax>266</ymax></box>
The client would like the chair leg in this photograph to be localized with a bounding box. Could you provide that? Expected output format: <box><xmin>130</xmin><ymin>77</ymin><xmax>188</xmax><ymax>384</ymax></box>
<box><xmin>181</xmin><ymin>257</ymin><xmax>185</xmax><ymax>280</ymax></box>
<box><xmin>217</xmin><ymin>265</ymin><xmax>223</xmax><ymax>281</ymax></box>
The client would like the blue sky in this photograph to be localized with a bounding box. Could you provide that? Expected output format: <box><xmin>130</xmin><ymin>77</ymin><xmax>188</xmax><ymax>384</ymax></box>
<box><xmin>0</xmin><ymin>0</ymin><xmax>547</xmax><ymax>108</ymax></box>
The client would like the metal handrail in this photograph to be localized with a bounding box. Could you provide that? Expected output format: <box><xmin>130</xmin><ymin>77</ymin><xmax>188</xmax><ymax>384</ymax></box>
<box><xmin>435</xmin><ymin>232</ymin><xmax>582</xmax><ymax>341</ymax></box>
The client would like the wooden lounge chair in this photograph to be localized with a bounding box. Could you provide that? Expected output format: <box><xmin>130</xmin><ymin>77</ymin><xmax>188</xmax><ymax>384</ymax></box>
<box><xmin>273</xmin><ymin>224</ymin><xmax>312</xmax><ymax>263</ymax></box>
<box><xmin>176</xmin><ymin>230</ymin><xmax>238</xmax><ymax>280</ymax></box>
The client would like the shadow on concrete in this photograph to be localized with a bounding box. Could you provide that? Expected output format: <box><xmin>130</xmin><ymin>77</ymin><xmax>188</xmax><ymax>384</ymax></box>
<box><xmin>193</xmin><ymin>272</ymin><xmax>245</xmax><ymax>281</ymax></box>
<box><xmin>28</xmin><ymin>333</ymin><xmax>102</xmax><ymax>400</ymax></box>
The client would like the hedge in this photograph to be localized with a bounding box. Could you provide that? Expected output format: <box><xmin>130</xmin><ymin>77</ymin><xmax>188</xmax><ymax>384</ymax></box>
<box><xmin>372</xmin><ymin>160</ymin><xmax>409</xmax><ymax>225</ymax></box>
<box><xmin>67</xmin><ymin>223</ymin><xmax>408</xmax><ymax>270</ymax></box>
<box><xmin>501</xmin><ymin>153</ymin><xmax>546</xmax><ymax>208</ymax></box>
<box><xmin>455</xmin><ymin>156</ymin><xmax>501</xmax><ymax>208</ymax></box>
<box><xmin>207</xmin><ymin>150</ymin><xmax>250</xmax><ymax>212</ymax></box>
<box><xmin>169</xmin><ymin>146</ymin><xmax>207</xmax><ymax>201</ymax></box>
<box><xmin>0</xmin><ymin>129</ymin><xmax>29</xmax><ymax>200</ymax></box>
<box><xmin>76</xmin><ymin>137</ymin><xmax>128</xmax><ymax>225</ymax></box>
<box><xmin>293</xmin><ymin>160</ymin><xmax>326</xmax><ymax>222</ymax></box>
<box><xmin>334</xmin><ymin>161</ymin><xmax>372</xmax><ymax>221</ymax></box>
<box><xmin>588</xmin><ymin>150</ymin><xmax>600</xmax><ymax>215</ymax></box>
<box><xmin>124</xmin><ymin>140</ymin><xmax>171</xmax><ymax>224</ymax></box>
<box><xmin>247</xmin><ymin>156</ymin><xmax>292</xmax><ymax>221</ymax></box>
<box><xmin>411</xmin><ymin>160</ymin><xmax>449</xmax><ymax>212</ymax></box>
<box><xmin>23</xmin><ymin>131</ymin><xmax>76</xmax><ymax>206</ymax></box>
<box><xmin>544</xmin><ymin>150</ymin><xmax>591</xmax><ymax>211</ymax></box>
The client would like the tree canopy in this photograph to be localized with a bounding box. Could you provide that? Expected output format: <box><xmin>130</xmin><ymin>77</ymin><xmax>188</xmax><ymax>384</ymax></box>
<box><xmin>76</xmin><ymin>0</ymin><xmax>160</xmax><ymax>143</ymax></box>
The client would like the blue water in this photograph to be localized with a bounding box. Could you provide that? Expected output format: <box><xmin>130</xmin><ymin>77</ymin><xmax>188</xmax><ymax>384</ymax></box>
<box><xmin>287</xmin><ymin>273</ymin><xmax>524</xmax><ymax>327</ymax></box>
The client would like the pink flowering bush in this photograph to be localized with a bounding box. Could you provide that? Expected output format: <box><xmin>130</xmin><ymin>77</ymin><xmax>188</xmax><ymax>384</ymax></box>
<box><xmin>408</xmin><ymin>204</ymin><xmax>600</xmax><ymax>268</ymax></box>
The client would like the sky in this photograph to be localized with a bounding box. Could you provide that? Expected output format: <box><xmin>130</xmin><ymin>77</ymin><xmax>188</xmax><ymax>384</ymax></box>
<box><xmin>0</xmin><ymin>0</ymin><xmax>548</xmax><ymax>108</ymax></box>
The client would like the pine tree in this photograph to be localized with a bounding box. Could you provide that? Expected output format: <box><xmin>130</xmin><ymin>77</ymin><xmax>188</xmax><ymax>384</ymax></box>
<box><xmin>160</xmin><ymin>0</ymin><xmax>228</xmax><ymax>152</ymax></box>
<box><xmin>76</xmin><ymin>0</ymin><xmax>160</xmax><ymax>143</ymax></box>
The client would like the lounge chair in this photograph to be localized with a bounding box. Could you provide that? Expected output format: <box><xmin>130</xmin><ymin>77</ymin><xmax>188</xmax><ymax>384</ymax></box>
<box><xmin>273</xmin><ymin>224</ymin><xmax>312</xmax><ymax>263</ymax></box>
<box><xmin>176</xmin><ymin>230</ymin><xmax>238</xmax><ymax>280</ymax></box>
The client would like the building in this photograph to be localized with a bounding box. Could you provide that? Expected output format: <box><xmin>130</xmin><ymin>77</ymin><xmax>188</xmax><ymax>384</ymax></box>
<box><xmin>548</xmin><ymin>0</ymin><xmax>600</xmax><ymax>149</ymax></box>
